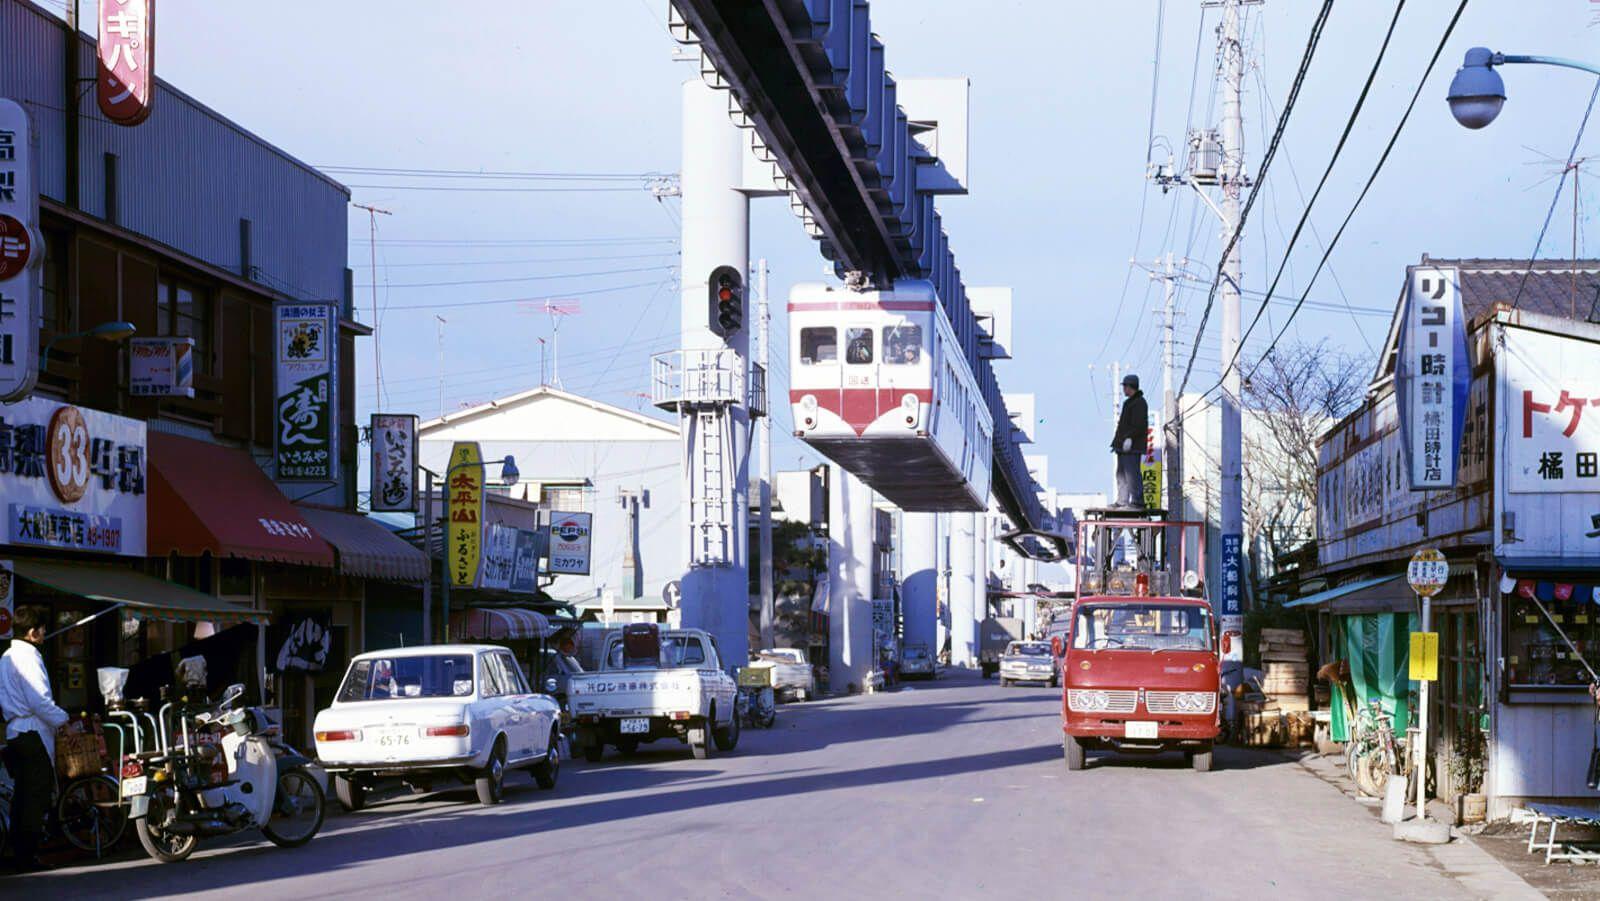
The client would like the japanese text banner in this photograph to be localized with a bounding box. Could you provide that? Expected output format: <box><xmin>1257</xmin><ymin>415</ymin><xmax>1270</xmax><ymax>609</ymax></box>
<box><xmin>1503</xmin><ymin>327</ymin><xmax>1600</xmax><ymax>493</ymax></box>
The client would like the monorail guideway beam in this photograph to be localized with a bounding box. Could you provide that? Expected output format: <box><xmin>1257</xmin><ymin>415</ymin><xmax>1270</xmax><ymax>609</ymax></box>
<box><xmin>668</xmin><ymin>0</ymin><xmax>1051</xmax><ymax>553</ymax></box>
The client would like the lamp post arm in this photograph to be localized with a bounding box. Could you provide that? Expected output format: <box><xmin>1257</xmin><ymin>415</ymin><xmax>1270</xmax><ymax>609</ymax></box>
<box><xmin>1497</xmin><ymin>54</ymin><xmax>1600</xmax><ymax>78</ymax></box>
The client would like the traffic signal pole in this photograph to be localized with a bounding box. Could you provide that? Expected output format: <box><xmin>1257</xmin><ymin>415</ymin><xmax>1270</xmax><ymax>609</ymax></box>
<box><xmin>677</xmin><ymin>78</ymin><xmax>753</xmax><ymax>670</ymax></box>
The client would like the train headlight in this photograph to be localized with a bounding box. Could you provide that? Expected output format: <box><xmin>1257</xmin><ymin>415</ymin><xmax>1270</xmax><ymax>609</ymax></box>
<box><xmin>800</xmin><ymin>394</ymin><xmax>818</xmax><ymax>430</ymax></box>
<box><xmin>900</xmin><ymin>393</ymin><xmax>919</xmax><ymax>428</ymax></box>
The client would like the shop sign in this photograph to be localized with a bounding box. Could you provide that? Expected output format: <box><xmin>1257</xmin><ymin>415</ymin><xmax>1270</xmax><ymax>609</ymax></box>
<box><xmin>270</xmin><ymin>613</ymin><xmax>332</xmax><ymax>674</ymax></box>
<box><xmin>1502</xmin><ymin>326</ymin><xmax>1600</xmax><ymax>493</ymax></box>
<box><xmin>1396</xmin><ymin>266</ymin><xmax>1469</xmax><ymax>490</ymax></box>
<box><xmin>128</xmin><ymin>336</ymin><xmax>193</xmax><ymax>398</ymax></box>
<box><xmin>274</xmin><ymin>302</ymin><xmax>338</xmax><ymax>482</ymax></box>
<box><xmin>547</xmin><ymin>511</ymin><xmax>592</xmax><ymax>576</ymax></box>
<box><xmin>368</xmin><ymin>413</ymin><xmax>417</xmax><ymax>512</ymax></box>
<box><xmin>872</xmin><ymin>598</ymin><xmax>894</xmax><ymax>639</ymax></box>
<box><xmin>479</xmin><ymin>523</ymin><xmax>517</xmax><ymax>591</ymax></box>
<box><xmin>1141</xmin><ymin>413</ymin><xmax>1162</xmax><ymax>510</ymax></box>
<box><xmin>97</xmin><ymin>0</ymin><xmax>155</xmax><ymax>126</ymax></box>
<box><xmin>1</xmin><ymin>398</ymin><xmax>146</xmax><ymax>556</ymax></box>
<box><xmin>447</xmin><ymin>442</ymin><xmax>483</xmax><ymax>588</ymax></box>
<box><xmin>509</xmin><ymin>527</ymin><xmax>543</xmax><ymax>594</ymax></box>
<box><xmin>1219</xmin><ymin>532</ymin><xmax>1242</xmax><ymax>617</ymax></box>
<box><xmin>0</xmin><ymin>560</ymin><xmax>13</xmax><ymax>640</ymax></box>
<box><xmin>0</xmin><ymin>99</ymin><xmax>41</xmax><ymax>403</ymax></box>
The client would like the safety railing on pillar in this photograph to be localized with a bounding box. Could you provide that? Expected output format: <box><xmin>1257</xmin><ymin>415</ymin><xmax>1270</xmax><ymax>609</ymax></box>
<box><xmin>652</xmin><ymin>348</ymin><xmax>764</xmax><ymax>414</ymax></box>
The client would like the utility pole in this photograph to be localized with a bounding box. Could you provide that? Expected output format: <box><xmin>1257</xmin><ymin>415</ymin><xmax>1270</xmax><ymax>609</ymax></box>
<box><xmin>1110</xmin><ymin>360</ymin><xmax>1121</xmax><ymax>503</ymax></box>
<box><xmin>757</xmin><ymin>258</ymin><xmax>776</xmax><ymax>651</ymax></box>
<box><xmin>352</xmin><ymin>203</ymin><xmax>391</xmax><ymax>407</ymax></box>
<box><xmin>434</xmin><ymin>315</ymin><xmax>446</xmax><ymax>418</ymax></box>
<box><xmin>1218</xmin><ymin>0</ymin><xmax>1247</xmax><ymax>632</ymax></box>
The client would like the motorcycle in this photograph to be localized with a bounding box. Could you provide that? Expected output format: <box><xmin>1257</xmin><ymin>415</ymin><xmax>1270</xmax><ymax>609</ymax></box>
<box><xmin>117</xmin><ymin>682</ymin><xmax>325</xmax><ymax>863</ymax></box>
<box><xmin>735</xmin><ymin>666</ymin><xmax>777</xmax><ymax>729</ymax></box>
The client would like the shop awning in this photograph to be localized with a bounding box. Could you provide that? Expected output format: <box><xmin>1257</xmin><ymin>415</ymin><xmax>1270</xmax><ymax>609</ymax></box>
<box><xmin>452</xmin><ymin>607</ymin><xmax>553</xmax><ymax>640</ymax></box>
<box><xmin>1283</xmin><ymin>575</ymin><xmax>1404</xmax><ymax>612</ymax></box>
<box><xmin>13</xmin><ymin>559</ymin><xmax>269</xmax><ymax>625</ymax></box>
<box><xmin>147</xmin><ymin>432</ymin><xmax>334</xmax><ymax>568</ymax></box>
<box><xmin>297</xmin><ymin>506</ymin><xmax>428</xmax><ymax>583</ymax></box>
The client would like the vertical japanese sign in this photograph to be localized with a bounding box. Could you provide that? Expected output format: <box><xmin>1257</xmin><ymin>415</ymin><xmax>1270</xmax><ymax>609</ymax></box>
<box><xmin>1141</xmin><ymin>412</ymin><xmax>1163</xmax><ymax>510</ymax></box>
<box><xmin>128</xmin><ymin>336</ymin><xmax>193</xmax><ymax>398</ymax></box>
<box><xmin>274</xmin><ymin>302</ymin><xmax>337</xmax><ymax>482</ymax></box>
<box><xmin>508</xmin><ymin>527</ymin><xmax>543</xmax><ymax>594</ymax></box>
<box><xmin>1502</xmin><ymin>327</ymin><xmax>1600</xmax><ymax>493</ymax></box>
<box><xmin>0</xmin><ymin>99</ymin><xmax>41</xmax><ymax>403</ymax></box>
<box><xmin>1396</xmin><ymin>266</ymin><xmax>1469</xmax><ymax>490</ymax></box>
<box><xmin>1220</xmin><ymin>532</ymin><xmax>1242</xmax><ymax>618</ymax></box>
<box><xmin>547</xmin><ymin>512</ymin><xmax>593</xmax><ymax>575</ymax></box>
<box><xmin>368</xmin><ymin>414</ymin><xmax>417</xmax><ymax>512</ymax></box>
<box><xmin>97</xmin><ymin>0</ymin><xmax>155</xmax><ymax>126</ymax></box>
<box><xmin>447</xmin><ymin>442</ymin><xmax>483</xmax><ymax>588</ymax></box>
<box><xmin>0</xmin><ymin>398</ymin><xmax>146</xmax><ymax>555</ymax></box>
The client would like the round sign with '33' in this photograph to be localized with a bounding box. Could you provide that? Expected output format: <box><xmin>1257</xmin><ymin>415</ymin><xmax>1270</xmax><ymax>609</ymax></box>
<box><xmin>48</xmin><ymin>406</ymin><xmax>92</xmax><ymax>504</ymax></box>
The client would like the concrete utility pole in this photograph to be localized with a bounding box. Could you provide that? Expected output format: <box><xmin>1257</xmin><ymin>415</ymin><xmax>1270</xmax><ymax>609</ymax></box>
<box><xmin>353</xmin><ymin>202</ymin><xmax>392</xmax><ymax>407</ymax></box>
<box><xmin>434</xmin><ymin>315</ymin><xmax>447</xmax><ymax>418</ymax></box>
<box><xmin>1109</xmin><ymin>360</ymin><xmax>1122</xmax><ymax>502</ymax></box>
<box><xmin>1218</xmin><ymin>0</ymin><xmax>1246</xmax><ymax>627</ymax></box>
<box><xmin>1159</xmin><ymin>252</ymin><xmax>1182</xmax><ymax>582</ymax></box>
<box><xmin>757</xmin><ymin>258</ymin><xmax>775</xmax><ymax>651</ymax></box>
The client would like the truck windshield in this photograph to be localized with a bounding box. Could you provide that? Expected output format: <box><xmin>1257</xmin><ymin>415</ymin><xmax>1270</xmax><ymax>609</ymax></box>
<box><xmin>338</xmin><ymin>654</ymin><xmax>475</xmax><ymax>701</ymax></box>
<box><xmin>1007</xmin><ymin>643</ymin><xmax>1050</xmax><ymax>656</ymax></box>
<box><xmin>1072</xmin><ymin>604</ymin><xmax>1212</xmax><ymax>652</ymax></box>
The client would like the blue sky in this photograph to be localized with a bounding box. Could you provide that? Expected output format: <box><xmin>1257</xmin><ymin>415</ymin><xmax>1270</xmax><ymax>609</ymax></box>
<box><xmin>50</xmin><ymin>0</ymin><xmax>1600</xmax><ymax>499</ymax></box>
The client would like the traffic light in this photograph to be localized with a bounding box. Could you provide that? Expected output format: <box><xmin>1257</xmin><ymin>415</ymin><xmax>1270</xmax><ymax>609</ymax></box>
<box><xmin>708</xmin><ymin>265</ymin><xmax>743</xmax><ymax>338</ymax></box>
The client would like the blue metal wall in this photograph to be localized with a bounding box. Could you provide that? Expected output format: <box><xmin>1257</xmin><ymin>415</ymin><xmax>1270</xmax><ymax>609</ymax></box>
<box><xmin>2</xmin><ymin>0</ymin><xmax>348</xmax><ymax>302</ymax></box>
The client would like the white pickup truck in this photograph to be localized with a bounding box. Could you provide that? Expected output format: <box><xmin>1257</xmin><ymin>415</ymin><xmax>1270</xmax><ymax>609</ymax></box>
<box><xmin>750</xmin><ymin>647</ymin><xmax>815</xmax><ymax>701</ymax></box>
<box><xmin>568</xmin><ymin>625</ymin><xmax>739</xmax><ymax>761</ymax></box>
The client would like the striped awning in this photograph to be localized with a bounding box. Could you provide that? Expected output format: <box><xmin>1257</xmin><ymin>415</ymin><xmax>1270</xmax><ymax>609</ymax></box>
<box><xmin>451</xmin><ymin>607</ymin><xmax>553</xmax><ymax>641</ymax></box>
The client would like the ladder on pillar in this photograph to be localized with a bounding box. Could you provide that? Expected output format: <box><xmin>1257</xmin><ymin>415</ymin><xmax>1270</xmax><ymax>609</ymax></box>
<box><xmin>690</xmin><ymin>407</ymin><xmax>733</xmax><ymax>566</ymax></box>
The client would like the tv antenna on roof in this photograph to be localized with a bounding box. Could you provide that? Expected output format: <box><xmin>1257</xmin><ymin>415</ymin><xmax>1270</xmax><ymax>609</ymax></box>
<box><xmin>517</xmin><ymin>299</ymin><xmax>581</xmax><ymax>388</ymax></box>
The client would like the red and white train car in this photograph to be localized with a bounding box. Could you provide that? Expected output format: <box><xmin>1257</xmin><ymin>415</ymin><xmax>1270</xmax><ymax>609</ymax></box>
<box><xmin>788</xmin><ymin>281</ymin><xmax>993</xmax><ymax>511</ymax></box>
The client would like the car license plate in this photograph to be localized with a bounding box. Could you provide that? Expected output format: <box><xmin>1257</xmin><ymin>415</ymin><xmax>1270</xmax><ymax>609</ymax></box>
<box><xmin>619</xmin><ymin>718</ymin><xmax>650</xmax><ymax>734</ymax></box>
<box><xmin>374</xmin><ymin>727</ymin><xmax>415</xmax><ymax>748</ymax></box>
<box><xmin>1124</xmin><ymin>721</ymin><xmax>1159</xmax><ymax>740</ymax></box>
<box><xmin>121</xmin><ymin>775</ymin><xmax>147</xmax><ymax>799</ymax></box>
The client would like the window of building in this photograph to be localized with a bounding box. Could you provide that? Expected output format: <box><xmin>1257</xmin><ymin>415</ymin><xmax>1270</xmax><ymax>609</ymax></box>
<box><xmin>157</xmin><ymin>275</ymin><xmax>213</xmax><ymax>373</ymax></box>
<box><xmin>40</xmin><ymin>228</ymin><xmax>70</xmax><ymax>338</ymax></box>
<box><xmin>800</xmin><ymin>327</ymin><xmax>837</xmax><ymax>365</ymax></box>
<box><xmin>1504</xmin><ymin>588</ymin><xmax>1594</xmax><ymax>689</ymax></box>
<box><xmin>845</xmin><ymin>328</ymin><xmax>874</xmax><ymax>365</ymax></box>
<box><xmin>540</xmin><ymin>483</ymin><xmax>587</xmax><ymax>512</ymax></box>
<box><xmin>883</xmin><ymin>322</ymin><xmax>922</xmax><ymax>364</ymax></box>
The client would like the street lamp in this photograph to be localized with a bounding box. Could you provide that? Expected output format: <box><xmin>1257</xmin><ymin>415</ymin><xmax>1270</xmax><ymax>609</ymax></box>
<box><xmin>40</xmin><ymin>320</ymin><xmax>137</xmax><ymax>370</ymax></box>
<box><xmin>438</xmin><ymin>454</ymin><xmax>520</xmax><ymax>643</ymax></box>
<box><xmin>1447</xmin><ymin>47</ymin><xmax>1600</xmax><ymax>130</ymax></box>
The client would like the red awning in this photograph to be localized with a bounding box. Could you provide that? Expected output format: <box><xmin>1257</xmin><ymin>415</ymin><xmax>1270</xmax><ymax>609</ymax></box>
<box><xmin>297</xmin><ymin>506</ymin><xmax>428</xmax><ymax>583</ymax></box>
<box><xmin>147</xmin><ymin>432</ymin><xmax>334</xmax><ymax>568</ymax></box>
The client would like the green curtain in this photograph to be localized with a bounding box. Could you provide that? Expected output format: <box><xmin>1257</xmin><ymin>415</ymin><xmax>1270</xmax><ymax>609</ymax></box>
<box><xmin>1329</xmin><ymin>612</ymin><xmax>1416</xmax><ymax>742</ymax></box>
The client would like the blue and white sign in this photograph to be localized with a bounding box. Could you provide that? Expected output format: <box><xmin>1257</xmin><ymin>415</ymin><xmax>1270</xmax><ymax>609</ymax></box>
<box><xmin>547</xmin><ymin>511</ymin><xmax>592</xmax><ymax>576</ymax></box>
<box><xmin>1220</xmin><ymin>532</ymin><xmax>1242</xmax><ymax>618</ymax></box>
<box><xmin>1396</xmin><ymin>266</ymin><xmax>1469</xmax><ymax>490</ymax></box>
<box><xmin>0</xmin><ymin>397</ymin><xmax>146</xmax><ymax>555</ymax></box>
<box><xmin>0</xmin><ymin>99</ymin><xmax>42</xmax><ymax>403</ymax></box>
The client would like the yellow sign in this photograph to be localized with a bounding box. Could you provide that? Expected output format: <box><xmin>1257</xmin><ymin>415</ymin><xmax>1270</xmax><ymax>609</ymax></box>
<box><xmin>447</xmin><ymin>441</ymin><xmax>484</xmax><ymax>588</ymax></box>
<box><xmin>1140</xmin><ymin>460</ymin><xmax>1163</xmax><ymax>510</ymax></box>
<box><xmin>1409</xmin><ymin>631</ymin><xmax>1439</xmax><ymax>682</ymax></box>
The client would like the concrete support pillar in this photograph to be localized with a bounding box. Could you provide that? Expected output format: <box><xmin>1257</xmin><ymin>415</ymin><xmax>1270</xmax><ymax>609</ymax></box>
<box><xmin>949</xmin><ymin>511</ymin><xmax>976</xmax><ymax>667</ymax></box>
<box><xmin>829</xmin><ymin>470</ymin><xmax>875</xmax><ymax>693</ymax></box>
<box><xmin>900</xmin><ymin>512</ymin><xmax>938</xmax><ymax>655</ymax></box>
<box><xmin>677</xmin><ymin>78</ymin><xmax>751</xmax><ymax>670</ymax></box>
<box><xmin>974</xmin><ymin>510</ymin><xmax>989</xmax><ymax>637</ymax></box>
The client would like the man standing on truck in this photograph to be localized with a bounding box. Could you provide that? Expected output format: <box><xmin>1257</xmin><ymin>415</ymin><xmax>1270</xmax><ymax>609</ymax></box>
<box><xmin>1111</xmin><ymin>374</ymin><xmax>1148</xmax><ymax>509</ymax></box>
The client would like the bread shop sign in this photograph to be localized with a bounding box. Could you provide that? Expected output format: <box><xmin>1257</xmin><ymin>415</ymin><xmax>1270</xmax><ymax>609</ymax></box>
<box><xmin>1</xmin><ymin>398</ymin><xmax>146</xmax><ymax>556</ymax></box>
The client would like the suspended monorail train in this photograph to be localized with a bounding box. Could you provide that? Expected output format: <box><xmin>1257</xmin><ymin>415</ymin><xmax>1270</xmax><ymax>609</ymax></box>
<box><xmin>788</xmin><ymin>281</ymin><xmax>992</xmax><ymax>511</ymax></box>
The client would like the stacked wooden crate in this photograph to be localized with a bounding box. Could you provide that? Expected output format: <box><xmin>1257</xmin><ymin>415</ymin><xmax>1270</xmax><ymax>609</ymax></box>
<box><xmin>1239</xmin><ymin>628</ymin><xmax>1312</xmax><ymax>747</ymax></box>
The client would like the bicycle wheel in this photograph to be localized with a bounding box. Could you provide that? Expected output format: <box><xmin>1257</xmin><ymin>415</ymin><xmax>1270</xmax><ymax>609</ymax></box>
<box><xmin>57</xmin><ymin>774</ymin><xmax>128</xmax><ymax>857</ymax></box>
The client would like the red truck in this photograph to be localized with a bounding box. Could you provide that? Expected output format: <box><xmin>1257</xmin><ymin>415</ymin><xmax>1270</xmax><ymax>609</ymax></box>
<box><xmin>1055</xmin><ymin>512</ymin><xmax>1220</xmax><ymax>772</ymax></box>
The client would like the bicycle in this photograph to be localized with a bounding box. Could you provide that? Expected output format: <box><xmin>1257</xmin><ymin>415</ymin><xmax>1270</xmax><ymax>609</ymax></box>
<box><xmin>1345</xmin><ymin>700</ymin><xmax>1410</xmax><ymax>799</ymax></box>
<box><xmin>0</xmin><ymin>763</ymin><xmax>129</xmax><ymax>859</ymax></box>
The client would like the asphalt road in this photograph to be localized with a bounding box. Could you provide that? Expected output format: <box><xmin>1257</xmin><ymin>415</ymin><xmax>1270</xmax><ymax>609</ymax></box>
<box><xmin>24</xmin><ymin>671</ymin><xmax>1497</xmax><ymax>899</ymax></box>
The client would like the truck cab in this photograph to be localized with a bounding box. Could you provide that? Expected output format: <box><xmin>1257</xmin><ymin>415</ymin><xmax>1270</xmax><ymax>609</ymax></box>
<box><xmin>1059</xmin><ymin>511</ymin><xmax>1220</xmax><ymax>772</ymax></box>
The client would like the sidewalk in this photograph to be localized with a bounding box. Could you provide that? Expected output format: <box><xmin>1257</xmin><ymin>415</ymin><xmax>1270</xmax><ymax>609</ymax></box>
<box><xmin>1293</xmin><ymin>751</ymin><xmax>1555</xmax><ymax>899</ymax></box>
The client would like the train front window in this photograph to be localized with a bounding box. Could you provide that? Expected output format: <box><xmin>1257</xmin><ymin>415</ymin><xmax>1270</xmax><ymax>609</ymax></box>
<box><xmin>800</xmin><ymin>327</ymin><xmax>837</xmax><ymax>365</ymax></box>
<box><xmin>883</xmin><ymin>323</ymin><xmax>922</xmax><ymax>364</ymax></box>
<box><xmin>845</xmin><ymin>328</ymin><xmax>874</xmax><ymax>364</ymax></box>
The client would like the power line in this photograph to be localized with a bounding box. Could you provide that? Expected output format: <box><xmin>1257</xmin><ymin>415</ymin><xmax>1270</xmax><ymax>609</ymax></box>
<box><xmin>319</xmin><ymin>165</ymin><xmax>665</xmax><ymax>181</ymax></box>
<box><xmin>344</xmin><ymin>184</ymin><xmax>650</xmax><ymax>193</ymax></box>
<box><xmin>1231</xmin><ymin>0</ymin><xmax>1472</xmax><ymax>393</ymax></box>
<box><xmin>349</xmin><ymin>236</ymin><xmax>676</xmax><ymax>247</ymax></box>
<box><xmin>382</xmin><ymin>278</ymin><xmax>672</xmax><ymax>312</ymax></box>
<box><xmin>1175</xmin><ymin>0</ymin><xmax>1335</xmax><ymax>401</ymax></box>
<box><xmin>354</xmin><ymin>263</ymin><xmax>676</xmax><ymax>289</ymax></box>
<box><xmin>352</xmin><ymin>250</ymin><xmax>679</xmax><ymax>269</ymax></box>
<box><xmin>1217</xmin><ymin>0</ymin><xmax>1407</xmax><ymax>387</ymax></box>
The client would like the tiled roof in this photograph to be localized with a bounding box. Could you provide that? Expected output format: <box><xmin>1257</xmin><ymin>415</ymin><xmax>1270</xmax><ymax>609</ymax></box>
<box><xmin>1421</xmin><ymin>256</ymin><xmax>1600</xmax><ymax>324</ymax></box>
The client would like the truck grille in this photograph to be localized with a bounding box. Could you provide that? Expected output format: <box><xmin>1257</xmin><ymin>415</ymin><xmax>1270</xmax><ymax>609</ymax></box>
<box><xmin>1144</xmin><ymin>691</ymin><xmax>1216</xmax><ymax>715</ymax></box>
<box><xmin>1067</xmin><ymin>689</ymin><xmax>1139</xmax><ymax>713</ymax></box>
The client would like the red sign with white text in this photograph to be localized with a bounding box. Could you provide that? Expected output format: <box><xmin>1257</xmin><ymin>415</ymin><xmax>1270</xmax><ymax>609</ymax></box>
<box><xmin>97</xmin><ymin>0</ymin><xmax>155</xmax><ymax>126</ymax></box>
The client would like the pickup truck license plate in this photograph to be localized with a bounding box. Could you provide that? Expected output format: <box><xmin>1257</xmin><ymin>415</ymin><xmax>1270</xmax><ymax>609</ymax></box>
<box><xmin>374</xmin><ymin>728</ymin><xmax>415</xmax><ymax>748</ymax></box>
<box><xmin>619</xmin><ymin>718</ymin><xmax>650</xmax><ymax>734</ymax></box>
<box><xmin>120</xmin><ymin>775</ymin><xmax>147</xmax><ymax>799</ymax></box>
<box><xmin>1124</xmin><ymin>721</ymin><xmax>1159</xmax><ymax>740</ymax></box>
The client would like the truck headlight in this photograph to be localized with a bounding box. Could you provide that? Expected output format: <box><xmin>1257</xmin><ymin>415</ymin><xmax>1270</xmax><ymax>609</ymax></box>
<box><xmin>1068</xmin><ymin>689</ymin><xmax>1109</xmax><ymax>712</ymax></box>
<box><xmin>1173</xmin><ymin>692</ymin><xmax>1212</xmax><ymax>712</ymax></box>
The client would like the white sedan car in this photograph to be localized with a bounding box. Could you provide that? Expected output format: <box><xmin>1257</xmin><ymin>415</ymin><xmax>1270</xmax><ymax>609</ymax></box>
<box><xmin>313</xmin><ymin>644</ymin><xmax>562</xmax><ymax>809</ymax></box>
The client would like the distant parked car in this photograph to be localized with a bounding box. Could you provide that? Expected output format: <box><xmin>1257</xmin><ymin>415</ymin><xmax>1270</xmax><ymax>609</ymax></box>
<box><xmin>900</xmin><ymin>643</ymin><xmax>935</xmax><ymax>680</ymax></box>
<box><xmin>999</xmin><ymin>641</ymin><xmax>1057</xmax><ymax>687</ymax></box>
<box><xmin>313</xmin><ymin>644</ymin><xmax>562</xmax><ymax>810</ymax></box>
